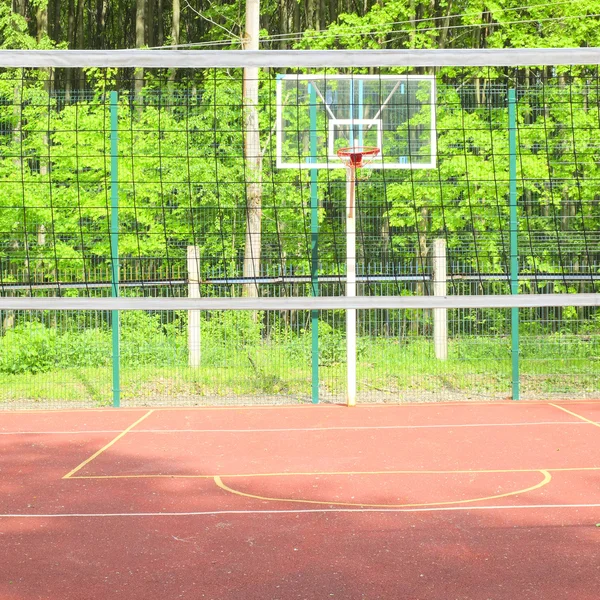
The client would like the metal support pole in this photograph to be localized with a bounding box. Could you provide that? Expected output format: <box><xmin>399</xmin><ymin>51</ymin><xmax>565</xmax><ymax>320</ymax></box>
<box><xmin>309</xmin><ymin>84</ymin><xmax>319</xmax><ymax>404</ymax></box>
<box><xmin>110</xmin><ymin>91</ymin><xmax>121</xmax><ymax>407</ymax></box>
<box><xmin>346</xmin><ymin>166</ymin><xmax>357</xmax><ymax>407</ymax></box>
<box><xmin>508</xmin><ymin>88</ymin><xmax>520</xmax><ymax>401</ymax></box>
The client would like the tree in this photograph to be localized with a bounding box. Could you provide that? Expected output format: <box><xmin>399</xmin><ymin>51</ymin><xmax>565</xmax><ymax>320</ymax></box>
<box><xmin>242</xmin><ymin>0</ymin><xmax>262</xmax><ymax>297</ymax></box>
<box><xmin>135</xmin><ymin>0</ymin><xmax>146</xmax><ymax>97</ymax></box>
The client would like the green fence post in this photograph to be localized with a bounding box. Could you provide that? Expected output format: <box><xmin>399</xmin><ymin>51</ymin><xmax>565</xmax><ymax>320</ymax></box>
<box><xmin>508</xmin><ymin>88</ymin><xmax>520</xmax><ymax>400</ymax></box>
<box><xmin>309</xmin><ymin>83</ymin><xmax>319</xmax><ymax>404</ymax></box>
<box><xmin>110</xmin><ymin>91</ymin><xmax>121</xmax><ymax>407</ymax></box>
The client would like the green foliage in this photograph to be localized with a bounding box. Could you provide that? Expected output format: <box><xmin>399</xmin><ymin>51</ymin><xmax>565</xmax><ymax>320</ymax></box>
<box><xmin>273</xmin><ymin>320</ymin><xmax>367</xmax><ymax>366</ymax></box>
<box><xmin>200</xmin><ymin>311</ymin><xmax>264</xmax><ymax>366</ymax></box>
<box><xmin>0</xmin><ymin>322</ymin><xmax>58</xmax><ymax>374</ymax></box>
<box><xmin>2</xmin><ymin>70</ymin><xmax>600</xmax><ymax>277</ymax></box>
<box><xmin>1</xmin><ymin>323</ymin><xmax>599</xmax><ymax>402</ymax></box>
<box><xmin>296</xmin><ymin>0</ymin><xmax>600</xmax><ymax>52</ymax></box>
<box><xmin>0</xmin><ymin>313</ymin><xmax>187</xmax><ymax>374</ymax></box>
<box><xmin>0</xmin><ymin>3</ymin><xmax>43</xmax><ymax>50</ymax></box>
<box><xmin>120</xmin><ymin>311</ymin><xmax>187</xmax><ymax>366</ymax></box>
<box><xmin>54</xmin><ymin>328</ymin><xmax>112</xmax><ymax>368</ymax></box>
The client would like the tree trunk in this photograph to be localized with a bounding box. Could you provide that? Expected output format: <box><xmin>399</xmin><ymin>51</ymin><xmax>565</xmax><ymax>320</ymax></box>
<box><xmin>76</xmin><ymin>0</ymin><xmax>84</xmax><ymax>47</ymax></box>
<box><xmin>36</xmin><ymin>3</ymin><xmax>52</xmax><ymax>186</ymax></box>
<box><xmin>10</xmin><ymin>29</ymin><xmax>25</xmax><ymax>328</ymax></box>
<box><xmin>157</xmin><ymin>0</ymin><xmax>164</xmax><ymax>45</ymax></box>
<box><xmin>319</xmin><ymin>0</ymin><xmax>327</xmax><ymax>29</ymax></box>
<box><xmin>168</xmin><ymin>0</ymin><xmax>180</xmax><ymax>83</ymax></box>
<box><xmin>411</xmin><ymin>207</ymin><xmax>429</xmax><ymax>334</ymax></box>
<box><xmin>66</xmin><ymin>0</ymin><xmax>76</xmax><ymax>101</ymax></box>
<box><xmin>437</xmin><ymin>0</ymin><xmax>453</xmax><ymax>49</ymax></box>
<box><xmin>409</xmin><ymin>0</ymin><xmax>416</xmax><ymax>48</ymax></box>
<box><xmin>50</xmin><ymin>0</ymin><xmax>62</xmax><ymax>41</ymax></box>
<box><xmin>12</xmin><ymin>0</ymin><xmax>26</xmax><ymax>17</ymax></box>
<box><xmin>279</xmin><ymin>0</ymin><xmax>288</xmax><ymax>49</ymax></box>
<box><xmin>37</xmin><ymin>2</ymin><xmax>54</xmax><ymax>91</ymax></box>
<box><xmin>36</xmin><ymin>3</ymin><xmax>48</xmax><ymax>41</ymax></box>
<box><xmin>96</xmin><ymin>0</ymin><xmax>108</xmax><ymax>47</ymax></box>
<box><xmin>242</xmin><ymin>0</ymin><xmax>262</xmax><ymax>298</ymax></box>
<box><xmin>147</xmin><ymin>0</ymin><xmax>155</xmax><ymax>47</ymax></box>
<box><xmin>76</xmin><ymin>0</ymin><xmax>86</xmax><ymax>88</ymax></box>
<box><xmin>307</xmin><ymin>0</ymin><xmax>315</xmax><ymax>29</ymax></box>
<box><xmin>135</xmin><ymin>0</ymin><xmax>146</xmax><ymax>97</ymax></box>
<box><xmin>418</xmin><ymin>207</ymin><xmax>429</xmax><ymax>283</ymax></box>
<box><xmin>37</xmin><ymin>225</ymin><xmax>47</xmax><ymax>247</ymax></box>
<box><xmin>172</xmin><ymin>0</ymin><xmax>180</xmax><ymax>45</ymax></box>
<box><xmin>293</xmin><ymin>0</ymin><xmax>300</xmax><ymax>33</ymax></box>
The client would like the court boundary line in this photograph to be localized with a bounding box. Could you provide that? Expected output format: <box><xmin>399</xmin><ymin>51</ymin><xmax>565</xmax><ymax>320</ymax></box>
<box><xmin>62</xmin><ymin>410</ymin><xmax>154</xmax><ymax>479</ymax></box>
<box><xmin>66</xmin><ymin>465</ymin><xmax>600</xmax><ymax>480</ymax></box>
<box><xmin>550</xmin><ymin>403</ymin><xmax>600</xmax><ymax>428</ymax></box>
<box><xmin>2</xmin><ymin>502</ymin><xmax>600</xmax><ymax>518</ymax></box>
<box><xmin>213</xmin><ymin>470</ymin><xmax>552</xmax><ymax>508</ymax></box>
<box><xmin>4</xmin><ymin>399</ymin><xmax>600</xmax><ymax>415</ymax></box>
<box><xmin>1</xmin><ymin>420</ymin><xmax>592</xmax><ymax>436</ymax></box>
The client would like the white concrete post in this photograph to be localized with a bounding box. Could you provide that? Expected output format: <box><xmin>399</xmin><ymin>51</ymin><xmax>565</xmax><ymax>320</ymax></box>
<box><xmin>187</xmin><ymin>245</ymin><xmax>201</xmax><ymax>367</ymax></box>
<box><xmin>432</xmin><ymin>238</ymin><xmax>448</xmax><ymax>360</ymax></box>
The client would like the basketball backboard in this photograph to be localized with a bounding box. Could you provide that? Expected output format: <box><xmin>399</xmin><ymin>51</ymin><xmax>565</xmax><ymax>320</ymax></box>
<box><xmin>276</xmin><ymin>74</ymin><xmax>436</xmax><ymax>170</ymax></box>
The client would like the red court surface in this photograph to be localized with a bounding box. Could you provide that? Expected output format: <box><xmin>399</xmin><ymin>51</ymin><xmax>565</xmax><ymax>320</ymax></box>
<box><xmin>1</xmin><ymin>401</ymin><xmax>600</xmax><ymax>599</ymax></box>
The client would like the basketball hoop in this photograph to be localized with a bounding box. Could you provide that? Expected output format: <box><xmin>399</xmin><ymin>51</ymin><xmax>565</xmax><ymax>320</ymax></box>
<box><xmin>337</xmin><ymin>146</ymin><xmax>380</xmax><ymax>169</ymax></box>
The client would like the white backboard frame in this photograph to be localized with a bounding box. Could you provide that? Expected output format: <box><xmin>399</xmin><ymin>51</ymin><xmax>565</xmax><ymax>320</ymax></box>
<box><xmin>276</xmin><ymin>74</ymin><xmax>437</xmax><ymax>170</ymax></box>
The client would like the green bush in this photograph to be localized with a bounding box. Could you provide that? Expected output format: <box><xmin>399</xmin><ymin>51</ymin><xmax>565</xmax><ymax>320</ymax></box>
<box><xmin>1</xmin><ymin>311</ymin><xmax>598</xmax><ymax>377</ymax></box>
<box><xmin>0</xmin><ymin>322</ymin><xmax>58</xmax><ymax>374</ymax></box>
<box><xmin>274</xmin><ymin>320</ymin><xmax>366</xmax><ymax>367</ymax></box>
<box><xmin>120</xmin><ymin>311</ymin><xmax>187</xmax><ymax>367</ymax></box>
<box><xmin>200</xmin><ymin>311</ymin><xmax>263</xmax><ymax>366</ymax></box>
<box><xmin>0</xmin><ymin>312</ymin><xmax>189</xmax><ymax>374</ymax></box>
<box><xmin>54</xmin><ymin>328</ymin><xmax>112</xmax><ymax>367</ymax></box>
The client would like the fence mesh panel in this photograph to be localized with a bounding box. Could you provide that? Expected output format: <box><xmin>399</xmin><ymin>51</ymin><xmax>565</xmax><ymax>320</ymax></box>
<box><xmin>0</xmin><ymin>52</ymin><xmax>599</xmax><ymax>408</ymax></box>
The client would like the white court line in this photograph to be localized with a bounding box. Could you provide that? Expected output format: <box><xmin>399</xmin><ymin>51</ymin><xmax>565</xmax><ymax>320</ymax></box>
<box><xmin>0</xmin><ymin>430</ymin><xmax>125</xmax><ymax>435</ymax></box>
<box><xmin>2</xmin><ymin>503</ymin><xmax>600</xmax><ymax>518</ymax></box>
<box><xmin>0</xmin><ymin>420</ymin><xmax>594</xmax><ymax>435</ymax></box>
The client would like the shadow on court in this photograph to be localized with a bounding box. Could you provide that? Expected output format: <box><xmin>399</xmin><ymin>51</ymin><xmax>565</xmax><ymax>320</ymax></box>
<box><xmin>1</xmin><ymin>422</ymin><xmax>600</xmax><ymax>600</ymax></box>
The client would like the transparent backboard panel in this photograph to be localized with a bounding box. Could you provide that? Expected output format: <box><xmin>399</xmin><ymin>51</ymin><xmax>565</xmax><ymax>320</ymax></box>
<box><xmin>328</xmin><ymin>119</ymin><xmax>382</xmax><ymax>158</ymax></box>
<box><xmin>276</xmin><ymin>75</ymin><xmax>436</xmax><ymax>169</ymax></box>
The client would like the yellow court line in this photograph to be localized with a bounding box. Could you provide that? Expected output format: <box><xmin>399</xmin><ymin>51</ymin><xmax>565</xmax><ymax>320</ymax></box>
<box><xmin>66</xmin><ymin>465</ymin><xmax>600</xmax><ymax>480</ymax></box>
<box><xmin>213</xmin><ymin>470</ymin><xmax>552</xmax><ymax>509</ymax></box>
<box><xmin>549</xmin><ymin>403</ymin><xmax>600</xmax><ymax>428</ymax></box>
<box><xmin>62</xmin><ymin>410</ymin><xmax>154</xmax><ymax>479</ymax></box>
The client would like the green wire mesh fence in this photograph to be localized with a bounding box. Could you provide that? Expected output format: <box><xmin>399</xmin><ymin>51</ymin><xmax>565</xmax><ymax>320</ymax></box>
<box><xmin>1</xmin><ymin>55</ymin><xmax>599</xmax><ymax>408</ymax></box>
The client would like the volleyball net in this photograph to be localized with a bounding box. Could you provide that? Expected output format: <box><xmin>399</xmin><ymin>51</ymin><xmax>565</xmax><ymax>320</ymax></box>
<box><xmin>0</xmin><ymin>49</ymin><xmax>599</xmax><ymax>407</ymax></box>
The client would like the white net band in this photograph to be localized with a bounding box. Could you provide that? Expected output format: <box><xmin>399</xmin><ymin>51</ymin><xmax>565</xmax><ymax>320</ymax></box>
<box><xmin>0</xmin><ymin>48</ymin><xmax>600</xmax><ymax>68</ymax></box>
<box><xmin>1</xmin><ymin>294</ymin><xmax>598</xmax><ymax>311</ymax></box>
